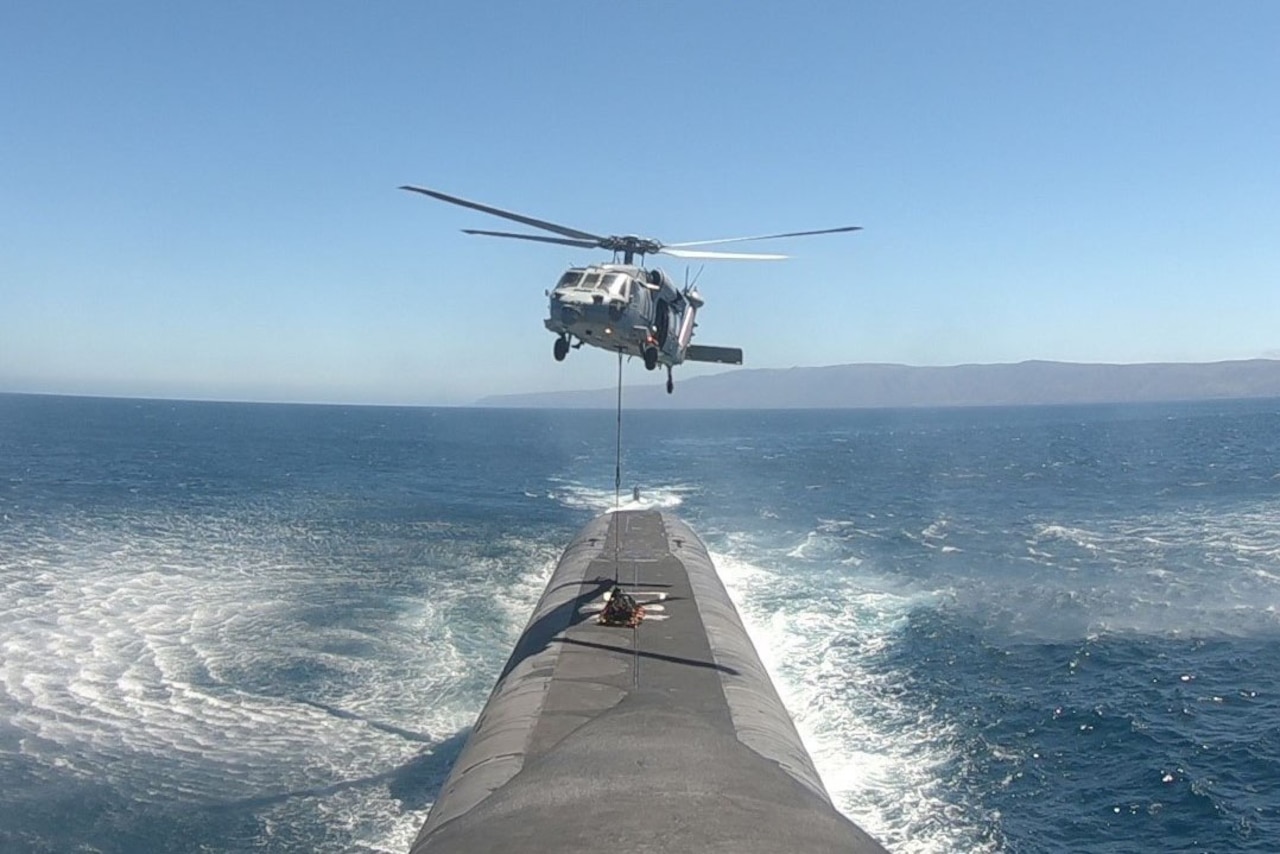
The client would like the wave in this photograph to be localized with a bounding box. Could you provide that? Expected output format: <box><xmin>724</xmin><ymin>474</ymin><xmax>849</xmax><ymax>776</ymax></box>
<box><xmin>709</xmin><ymin>548</ymin><xmax>998</xmax><ymax>854</ymax></box>
<box><xmin>0</xmin><ymin>504</ymin><xmax>560</xmax><ymax>853</ymax></box>
<box><xmin>546</xmin><ymin>478</ymin><xmax>692</xmax><ymax>514</ymax></box>
<box><xmin>1002</xmin><ymin>505</ymin><xmax>1280</xmax><ymax>639</ymax></box>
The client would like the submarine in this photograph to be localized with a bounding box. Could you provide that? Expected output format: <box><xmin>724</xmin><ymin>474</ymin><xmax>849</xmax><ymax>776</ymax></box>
<box><xmin>410</xmin><ymin>509</ymin><xmax>890</xmax><ymax>853</ymax></box>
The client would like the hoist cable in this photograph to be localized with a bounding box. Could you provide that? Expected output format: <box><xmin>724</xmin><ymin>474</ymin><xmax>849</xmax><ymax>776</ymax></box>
<box><xmin>613</xmin><ymin>349</ymin><xmax>623</xmax><ymax>581</ymax></box>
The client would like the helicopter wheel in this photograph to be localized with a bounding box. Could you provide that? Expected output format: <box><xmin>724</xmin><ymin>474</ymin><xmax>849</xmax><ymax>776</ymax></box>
<box><xmin>643</xmin><ymin>347</ymin><xmax>658</xmax><ymax>371</ymax></box>
<box><xmin>554</xmin><ymin>336</ymin><xmax>569</xmax><ymax>362</ymax></box>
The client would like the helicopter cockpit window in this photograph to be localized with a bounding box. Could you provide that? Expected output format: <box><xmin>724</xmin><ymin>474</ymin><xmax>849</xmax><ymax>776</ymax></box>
<box><xmin>580</xmin><ymin>272</ymin><xmax>602</xmax><ymax>290</ymax></box>
<box><xmin>598</xmin><ymin>274</ymin><xmax>629</xmax><ymax>300</ymax></box>
<box><xmin>556</xmin><ymin>271</ymin><xmax>583</xmax><ymax>289</ymax></box>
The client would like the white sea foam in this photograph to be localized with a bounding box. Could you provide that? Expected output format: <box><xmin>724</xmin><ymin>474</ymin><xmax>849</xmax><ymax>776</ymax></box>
<box><xmin>921</xmin><ymin>519</ymin><xmax>950</xmax><ymax>541</ymax></box>
<box><xmin>547</xmin><ymin>478</ymin><xmax>692</xmax><ymax>513</ymax></box>
<box><xmin>0</xmin><ymin>506</ymin><xmax>558</xmax><ymax>853</ymax></box>
<box><xmin>709</xmin><ymin>548</ymin><xmax>997</xmax><ymax>854</ymax></box>
<box><xmin>1011</xmin><ymin>504</ymin><xmax>1280</xmax><ymax>638</ymax></box>
<box><xmin>787</xmin><ymin>530</ymin><xmax>826</xmax><ymax>559</ymax></box>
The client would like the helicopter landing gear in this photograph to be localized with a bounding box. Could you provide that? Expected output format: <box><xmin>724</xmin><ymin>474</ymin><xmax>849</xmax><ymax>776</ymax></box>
<box><xmin>666</xmin><ymin>366</ymin><xmax>674</xmax><ymax>394</ymax></box>
<box><xmin>643</xmin><ymin>347</ymin><xmax>659</xmax><ymax>371</ymax></box>
<box><xmin>553</xmin><ymin>336</ymin><xmax>569</xmax><ymax>362</ymax></box>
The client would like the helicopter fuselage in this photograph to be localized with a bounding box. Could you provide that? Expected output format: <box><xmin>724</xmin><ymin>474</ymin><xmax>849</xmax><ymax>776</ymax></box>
<box><xmin>544</xmin><ymin>264</ymin><xmax>694</xmax><ymax>367</ymax></box>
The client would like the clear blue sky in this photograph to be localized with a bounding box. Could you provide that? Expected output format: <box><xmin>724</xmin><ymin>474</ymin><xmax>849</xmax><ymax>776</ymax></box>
<box><xmin>3</xmin><ymin>2</ymin><xmax>1277</xmax><ymax>405</ymax></box>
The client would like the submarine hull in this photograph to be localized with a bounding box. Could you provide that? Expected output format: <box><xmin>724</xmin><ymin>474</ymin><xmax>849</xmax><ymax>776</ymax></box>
<box><xmin>411</xmin><ymin>510</ymin><xmax>889</xmax><ymax>853</ymax></box>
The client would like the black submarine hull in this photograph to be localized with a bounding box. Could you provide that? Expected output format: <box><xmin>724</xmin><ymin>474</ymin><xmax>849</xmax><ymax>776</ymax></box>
<box><xmin>411</xmin><ymin>510</ymin><xmax>890</xmax><ymax>853</ymax></box>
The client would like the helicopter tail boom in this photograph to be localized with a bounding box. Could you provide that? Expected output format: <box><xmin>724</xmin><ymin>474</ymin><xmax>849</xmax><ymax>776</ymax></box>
<box><xmin>684</xmin><ymin>345</ymin><xmax>743</xmax><ymax>365</ymax></box>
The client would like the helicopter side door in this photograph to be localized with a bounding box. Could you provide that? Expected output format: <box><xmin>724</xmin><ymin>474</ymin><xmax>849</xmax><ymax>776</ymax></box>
<box><xmin>653</xmin><ymin>298</ymin><xmax>671</xmax><ymax>349</ymax></box>
<box><xmin>625</xmin><ymin>275</ymin><xmax>651</xmax><ymax>342</ymax></box>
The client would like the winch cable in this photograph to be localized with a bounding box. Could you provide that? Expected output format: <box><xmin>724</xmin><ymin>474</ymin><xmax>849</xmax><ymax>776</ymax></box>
<box><xmin>612</xmin><ymin>347</ymin><xmax>642</xmax><ymax>688</ymax></box>
<box><xmin>613</xmin><ymin>348</ymin><xmax>623</xmax><ymax>582</ymax></box>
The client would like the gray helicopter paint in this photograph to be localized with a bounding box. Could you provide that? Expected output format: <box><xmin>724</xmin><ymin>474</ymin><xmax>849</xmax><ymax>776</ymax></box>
<box><xmin>409</xmin><ymin>510</ymin><xmax>889</xmax><ymax>854</ymax></box>
<box><xmin>543</xmin><ymin>264</ymin><xmax>700</xmax><ymax>366</ymax></box>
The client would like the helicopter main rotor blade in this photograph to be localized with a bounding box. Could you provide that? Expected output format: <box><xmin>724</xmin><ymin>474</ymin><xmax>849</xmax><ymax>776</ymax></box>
<box><xmin>399</xmin><ymin>185</ymin><xmax>604</xmax><ymax>243</ymax></box>
<box><xmin>665</xmin><ymin>225</ymin><xmax>862</xmax><ymax>248</ymax></box>
<box><xmin>461</xmin><ymin>229</ymin><xmax>601</xmax><ymax>249</ymax></box>
<box><xmin>660</xmin><ymin>247</ymin><xmax>787</xmax><ymax>260</ymax></box>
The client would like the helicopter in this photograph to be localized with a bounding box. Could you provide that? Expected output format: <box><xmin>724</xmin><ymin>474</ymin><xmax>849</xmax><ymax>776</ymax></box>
<box><xmin>400</xmin><ymin>184</ymin><xmax>860</xmax><ymax>393</ymax></box>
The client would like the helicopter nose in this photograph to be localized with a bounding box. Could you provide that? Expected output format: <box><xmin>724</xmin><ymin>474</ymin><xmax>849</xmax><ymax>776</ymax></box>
<box><xmin>560</xmin><ymin>306</ymin><xmax>582</xmax><ymax>326</ymax></box>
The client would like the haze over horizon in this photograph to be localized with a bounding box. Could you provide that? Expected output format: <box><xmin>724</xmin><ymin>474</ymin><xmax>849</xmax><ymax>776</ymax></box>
<box><xmin>4</xmin><ymin>3</ymin><xmax>1278</xmax><ymax>406</ymax></box>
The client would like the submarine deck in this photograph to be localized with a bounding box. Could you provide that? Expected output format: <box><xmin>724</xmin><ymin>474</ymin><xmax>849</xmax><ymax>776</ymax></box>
<box><xmin>411</xmin><ymin>510</ymin><xmax>889</xmax><ymax>853</ymax></box>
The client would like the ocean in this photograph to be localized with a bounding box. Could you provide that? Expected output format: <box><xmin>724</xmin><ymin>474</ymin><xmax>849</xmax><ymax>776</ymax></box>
<box><xmin>1</xmin><ymin>393</ymin><xmax>1277</xmax><ymax>853</ymax></box>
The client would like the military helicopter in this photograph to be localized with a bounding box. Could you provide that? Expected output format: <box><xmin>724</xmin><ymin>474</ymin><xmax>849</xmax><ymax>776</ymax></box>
<box><xmin>400</xmin><ymin>184</ymin><xmax>860</xmax><ymax>393</ymax></box>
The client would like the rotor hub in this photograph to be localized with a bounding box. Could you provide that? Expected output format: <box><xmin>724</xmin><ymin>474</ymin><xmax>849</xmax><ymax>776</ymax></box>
<box><xmin>602</xmin><ymin>235</ymin><xmax>663</xmax><ymax>257</ymax></box>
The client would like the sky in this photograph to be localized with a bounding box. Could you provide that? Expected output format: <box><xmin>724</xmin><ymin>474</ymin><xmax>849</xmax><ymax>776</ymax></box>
<box><xmin>2</xmin><ymin>2</ymin><xmax>1278</xmax><ymax>405</ymax></box>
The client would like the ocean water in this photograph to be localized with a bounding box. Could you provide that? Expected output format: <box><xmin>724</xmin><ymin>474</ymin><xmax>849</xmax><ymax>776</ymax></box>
<box><xmin>2</xmin><ymin>393</ymin><xmax>1278</xmax><ymax>853</ymax></box>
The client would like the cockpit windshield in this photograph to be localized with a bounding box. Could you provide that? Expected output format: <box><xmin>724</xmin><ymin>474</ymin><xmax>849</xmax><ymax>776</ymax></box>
<box><xmin>599</xmin><ymin>274</ymin><xmax>629</xmax><ymax>300</ymax></box>
<box><xmin>554</xmin><ymin>269</ymin><xmax>630</xmax><ymax>300</ymax></box>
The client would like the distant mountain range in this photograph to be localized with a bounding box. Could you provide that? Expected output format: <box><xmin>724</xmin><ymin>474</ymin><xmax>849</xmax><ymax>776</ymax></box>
<box><xmin>477</xmin><ymin>359</ymin><xmax>1280</xmax><ymax>409</ymax></box>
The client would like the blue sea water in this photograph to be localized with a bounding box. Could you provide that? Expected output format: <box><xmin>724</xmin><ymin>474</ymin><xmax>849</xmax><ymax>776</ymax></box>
<box><xmin>1</xmin><ymin>393</ymin><xmax>1278</xmax><ymax>853</ymax></box>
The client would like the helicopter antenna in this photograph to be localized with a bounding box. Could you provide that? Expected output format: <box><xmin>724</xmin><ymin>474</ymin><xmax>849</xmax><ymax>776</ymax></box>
<box><xmin>686</xmin><ymin>264</ymin><xmax>705</xmax><ymax>293</ymax></box>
